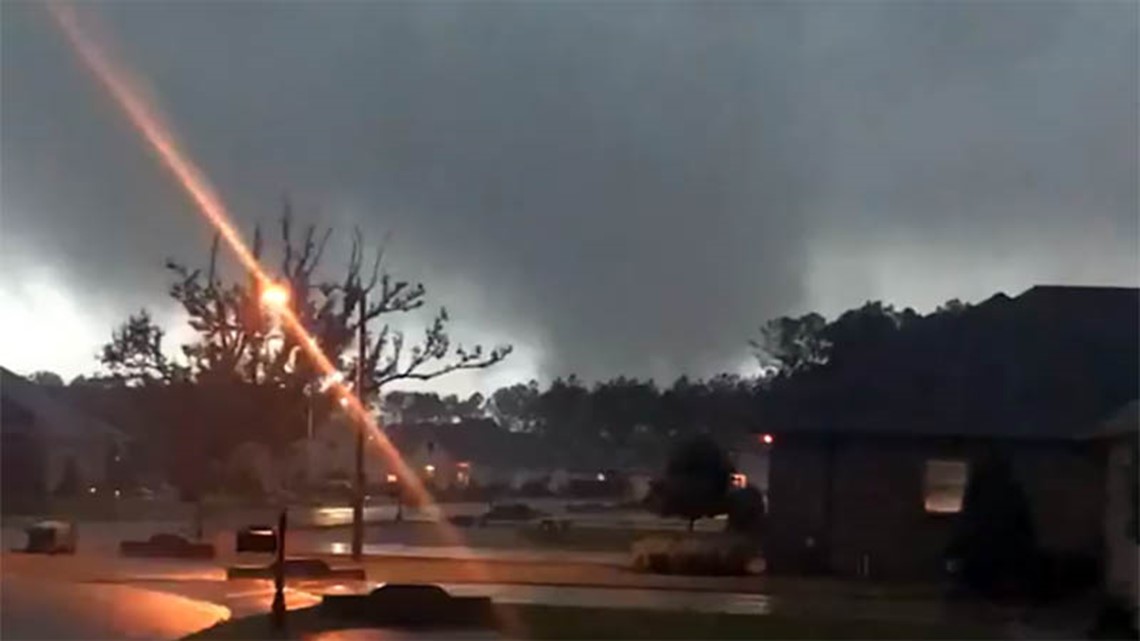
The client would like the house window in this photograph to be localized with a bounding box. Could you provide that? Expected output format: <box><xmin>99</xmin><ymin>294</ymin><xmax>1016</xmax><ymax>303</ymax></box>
<box><xmin>924</xmin><ymin>459</ymin><xmax>969</xmax><ymax>514</ymax></box>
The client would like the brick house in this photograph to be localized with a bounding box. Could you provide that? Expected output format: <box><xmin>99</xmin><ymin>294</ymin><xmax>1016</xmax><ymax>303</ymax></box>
<box><xmin>765</xmin><ymin>428</ymin><xmax>1109</xmax><ymax>580</ymax></box>
<box><xmin>761</xmin><ymin>285</ymin><xmax>1138</xmax><ymax>581</ymax></box>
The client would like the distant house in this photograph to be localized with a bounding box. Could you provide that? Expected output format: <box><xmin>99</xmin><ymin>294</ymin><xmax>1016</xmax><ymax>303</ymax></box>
<box><xmin>295</xmin><ymin>413</ymin><xmax>649</xmax><ymax>499</ymax></box>
<box><xmin>761</xmin><ymin>286</ymin><xmax>1138</xmax><ymax>580</ymax></box>
<box><xmin>385</xmin><ymin>420</ymin><xmax>565</xmax><ymax>492</ymax></box>
<box><xmin>1</xmin><ymin>367</ymin><xmax>128</xmax><ymax>511</ymax></box>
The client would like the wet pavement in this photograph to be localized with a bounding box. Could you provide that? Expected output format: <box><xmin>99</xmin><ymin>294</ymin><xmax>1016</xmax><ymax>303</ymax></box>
<box><xmin>0</xmin><ymin>575</ymin><xmax>230</xmax><ymax>640</ymax></box>
<box><xmin>304</xmin><ymin>631</ymin><xmax>500</xmax><ymax>640</ymax></box>
<box><xmin>440</xmin><ymin>582</ymin><xmax>774</xmax><ymax>615</ymax></box>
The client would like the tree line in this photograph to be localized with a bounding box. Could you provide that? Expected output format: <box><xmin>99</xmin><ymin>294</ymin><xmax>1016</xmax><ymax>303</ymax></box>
<box><xmin>48</xmin><ymin>206</ymin><xmax>1044</xmax><ymax>496</ymax></box>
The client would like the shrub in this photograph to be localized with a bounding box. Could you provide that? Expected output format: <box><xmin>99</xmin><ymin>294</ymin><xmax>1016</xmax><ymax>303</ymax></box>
<box><xmin>631</xmin><ymin>534</ymin><xmax>761</xmax><ymax>576</ymax></box>
<box><xmin>946</xmin><ymin>454</ymin><xmax>1037</xmax><ymax>596</ymax></box>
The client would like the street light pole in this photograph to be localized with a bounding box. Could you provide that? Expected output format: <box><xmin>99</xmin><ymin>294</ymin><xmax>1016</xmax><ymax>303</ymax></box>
<box><xmin>306</xmin><ymin>382</ymin><xmax>315</xmax><ymax>491</ymax></box>
<box><xmin>351</xmin><ymin>289</ymin><xmax>366</xmax><ymax>560</ymax></box>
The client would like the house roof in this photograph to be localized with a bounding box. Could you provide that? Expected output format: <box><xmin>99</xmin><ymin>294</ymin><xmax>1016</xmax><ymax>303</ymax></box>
<box><xmin>0</xmin><ymin>367</ymin><xmax>127</xmax><ymax>443</ymax></box>
<box><xmin>764</xmin><ymin>285</ymin><xmax>1139</xmax><ymax>440</ymax></box>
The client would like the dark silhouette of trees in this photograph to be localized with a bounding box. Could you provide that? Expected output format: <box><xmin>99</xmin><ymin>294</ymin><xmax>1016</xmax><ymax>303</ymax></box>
<box><xmin>726</xmin><ymin>485</ymin><xmax>767</xmax><ymax>534</ymax></box>
<box><xmin>536</xmin><ymin>375</ymin><xmax>593</xmax><ymax>444</ymax></box>
<box><xmin>100</xmin><ymin>206</ymin><xmax>510</xmax><ymax>396</ymax></box>
<box><xmin>159</xmin><ymin>210</ymin><xmax>510</xmax><ymax>391</ymax></box>
<box><xmin>100</xmin><ymin>310</ymin><xmax>188</xmax><ymax>385</ymax></box>
<box><xmin>28</xmin><ymin>371</ymin><xmax>65</xmax><ymax>387</ymax></box>
<box><xmin>645</xmin><ymin>435</ymin><xmax>733</xmax><ymax>530</ymax></box>
<box><xmin>478</xmin><ymin>374</ymin><xmax>760</xmax><ymax>452</ymax></box>
<box><xmin>488</xmin><ymin>381</ymin><xmax>542</xmax><ymax>432</ymax></box>
<box><xmin>94</xmin><ymin>206</ymin><xmax>510</xmax><ymax>497</ymax></box>
<box><xmin>751</xmin><ymin>312</ymin><xmax>829</xmax><ymax>375</ymax></box>
<box><xmin>947</xmin><ymin>454</ymin><xmax>1037</xmax><ymax>596</ymax></box>
<box><xmin>752</xmin><ymin>302</ymin><xmax>923</xmax><ymax>379</ymax></box>
<box><xmin>592</xmin><ymin>377</ymin><xmax>658</xmax><ymax>446</ymax></box>
<box><xmin>383</xmin><ymin>391</ymin><xmax>486</xmax><ymax>424</ymax></box>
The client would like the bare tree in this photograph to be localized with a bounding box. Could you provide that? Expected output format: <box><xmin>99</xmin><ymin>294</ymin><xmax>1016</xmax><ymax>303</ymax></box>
<box><xmin>152</xmin><ymin>202</ymin><xmax>510</xmax><ymax>400</ymax></box>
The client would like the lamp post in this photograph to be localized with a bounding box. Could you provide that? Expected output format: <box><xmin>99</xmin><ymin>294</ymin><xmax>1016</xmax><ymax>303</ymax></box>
<box><xmin>260</xmin><ymin>281</ymin><xmax>290</xmax><ymax>311</ymax></box>
<box><xmin>351</xmin><ymin>289</ymin><xmax>366</xmax><ymax>560</ymax></box>
<box><xmin>261</xmin><ymin>280</ymin><xmax>316</xmax><ymax>493</ymax></box>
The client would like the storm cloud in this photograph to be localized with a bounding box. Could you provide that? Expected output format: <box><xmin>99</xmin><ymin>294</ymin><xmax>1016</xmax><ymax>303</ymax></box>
<box><xmin>1</xmin><ymin>2</ymin><xmax>1136</xmax><ymax>387</ymax></box>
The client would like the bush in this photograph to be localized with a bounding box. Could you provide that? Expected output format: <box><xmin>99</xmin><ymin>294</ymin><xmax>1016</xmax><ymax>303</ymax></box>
<box><xmin>726</xmin><ymin>486</ymin><xmax>766</xmax><ymax>534</ymax></box>
<box><xmin>946</xmin><ymin>454</ymin><xmax>1037</xmax><ymax>597</ymax></box>
<box><xmin>631</xmin><ymin>534</ymin><xmax>762</xmax><ymax>576</ymax></box>
<box><xmin>645</xmin><ymin>435</ymin><xmax>733</xmax><ymax>530</ymax></box>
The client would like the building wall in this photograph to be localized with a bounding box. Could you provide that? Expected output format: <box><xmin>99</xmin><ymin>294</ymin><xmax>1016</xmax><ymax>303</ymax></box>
<box><xmin>765</xmin><ymin>438</ymin><xmax>831</xmax><ymax>574</ymax></box>
<box><xmin>828</xmin><ymin>439</ymin><xmax>951</xmax><ymax>580</ymax></box>
<box><xmin>767</xmin><ymin>435</ymin><xmax>1104</xmax><ymax>580</ymax></box>
<box><xmin>1103</xmin><ymin>435</ymin><xmax>1139</xmax><ymax>609</ymax></box>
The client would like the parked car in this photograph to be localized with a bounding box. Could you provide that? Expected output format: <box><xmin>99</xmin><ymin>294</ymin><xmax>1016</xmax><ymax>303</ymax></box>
<box><xmin>477</xmin><ymin>503</ymin><xmax>546</xmax><ymax>526</ymax></box>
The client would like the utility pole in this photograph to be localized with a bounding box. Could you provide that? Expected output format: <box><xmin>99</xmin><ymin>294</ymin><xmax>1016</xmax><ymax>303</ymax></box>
<box><xmin>351</xmin><ymin>289</ymin><xmax>366</xmax><ymax>560</ymax></box>
<box><xmin>271</xmin><ymin>508</ymin><xmax>288</xmax><ymax>630</ymax></box>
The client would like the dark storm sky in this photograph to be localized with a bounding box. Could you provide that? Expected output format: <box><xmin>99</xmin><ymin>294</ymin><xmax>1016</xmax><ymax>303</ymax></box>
<box><xmin>1</xmin><ymin>2</ymin><xmax>1137</xmax><ymax>390</ymax></box>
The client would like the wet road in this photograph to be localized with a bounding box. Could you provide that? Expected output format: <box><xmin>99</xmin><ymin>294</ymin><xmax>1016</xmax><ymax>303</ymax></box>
<box><xmin>304</xmin><ymin>540</ymin><xmax>627</xmax><ymax>565</ymax></box>
<box><xmin>0</xmin><ymin>575</ymin><xmax>230</xmax><ymax>640</ymax></box>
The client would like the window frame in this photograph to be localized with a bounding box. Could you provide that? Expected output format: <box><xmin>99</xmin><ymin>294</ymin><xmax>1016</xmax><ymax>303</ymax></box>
<box><xmin>922</xmin><ymin>458</ymin><xmax>970</xmax><ymax>515</ymax></box>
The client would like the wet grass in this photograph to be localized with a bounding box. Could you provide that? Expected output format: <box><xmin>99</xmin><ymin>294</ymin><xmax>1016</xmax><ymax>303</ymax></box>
<box><xmin>184</xmin><ymin>603</ymin><xmax>1001</xmax><ymax>640</ymax></box>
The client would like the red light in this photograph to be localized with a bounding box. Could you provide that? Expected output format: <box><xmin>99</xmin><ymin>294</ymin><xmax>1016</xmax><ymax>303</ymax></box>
<box><xmin>761</xmin><ymin>433</ymin><xmax>774</xmax><ymax>445</ymax></box>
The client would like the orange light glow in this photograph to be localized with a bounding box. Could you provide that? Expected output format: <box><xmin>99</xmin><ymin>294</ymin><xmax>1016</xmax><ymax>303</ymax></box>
<box><xmin>47</xmin><ymin>6</ymin><xmax>520</xmax><ymax>633</ymax></box>
<box><xmin>46</xmin><ymin>1</ymin><xmax>431</xmax><ymax>508</ymax></box>
<box><xmin>260</xmin><ymin>282</ymin><xmax>290</xmax><ymax>309</ymax></box>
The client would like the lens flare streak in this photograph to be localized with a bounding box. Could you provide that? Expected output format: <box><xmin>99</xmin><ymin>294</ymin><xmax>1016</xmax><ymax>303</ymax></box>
<box><xmin>45</xmin><ymin>1</ymin><xmax>457</xmax><ymax>546</ymax></box>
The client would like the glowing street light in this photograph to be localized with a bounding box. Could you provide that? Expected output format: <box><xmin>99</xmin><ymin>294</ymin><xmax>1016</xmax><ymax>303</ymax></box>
<box><xmin>260</xmin><ymin>281</ymin><xmax>290</xmax><ymax>310</ymax></box>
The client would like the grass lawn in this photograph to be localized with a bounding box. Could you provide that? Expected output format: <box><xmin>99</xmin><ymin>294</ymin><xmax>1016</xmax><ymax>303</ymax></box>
<box><xmin>184</xmin><ymin>603</ymin><xmax>1001</xmax><ymax>640</ymax></box>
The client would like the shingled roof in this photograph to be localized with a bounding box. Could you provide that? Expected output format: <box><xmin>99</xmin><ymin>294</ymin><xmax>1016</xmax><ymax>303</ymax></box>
<box><xmin>765</xmin><ymin>285</ymin><xmax>1139</xmax><ymax>440</ymax></box>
